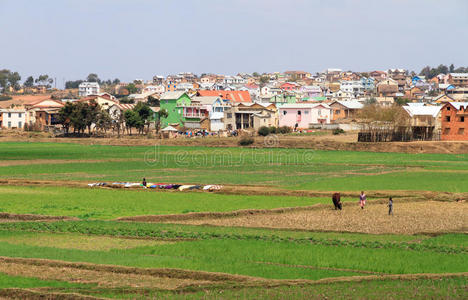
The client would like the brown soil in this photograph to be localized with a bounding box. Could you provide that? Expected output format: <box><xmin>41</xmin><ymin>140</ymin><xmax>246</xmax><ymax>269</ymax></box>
<box><xmin>0</xmin><ymin>261</ymin><xmax>212</xmax><ymax>290</ymax></box>
<box><xmin>0</xmin><ymin>212</ymin><xmax>77</xmax><ymax>222</ymax></box>
<box><xmin>171</xmin><ymin>201</ymin><xmax>468</xmax><ymax>235</ymax></box>
<box><xmin>1</xmin><ymin>133</ymin><xmax>467</xmax><ymax>154</ymax></box>
<box><xmin>0</xmin><ymin>158</ymin><xmax>141</xmax><ymax>167</ymax></box>
<box><xmin>0</xmin><ymin>288</ymin><xmax>104</xmax><ymax>300</ymax></box>
<box><xmin>0</xmin><ymin>256</ymin><xmax>265</xmax><ymax>284</ymax></box>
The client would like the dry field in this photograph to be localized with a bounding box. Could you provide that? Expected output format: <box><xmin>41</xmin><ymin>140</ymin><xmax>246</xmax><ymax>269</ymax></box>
<box><xmin>173</xmin><ymin>201</ymin><xmax>468</xmax><ymax>235</ymax></box>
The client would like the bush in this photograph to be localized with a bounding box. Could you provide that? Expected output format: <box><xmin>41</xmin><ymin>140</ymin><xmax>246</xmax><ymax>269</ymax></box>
<box><xmin>268</xmin><ymin>126</ymin><xmax>277</xmax><ymax>134</ymax></box>
<box><xmin>258</xmin><ymin>126</ymin><xmax>270</xmax><ymax>136</ymax></box>
<box><xmin>278</xmin><ymin>126</ymin><xmax>292</xmax><ymax>134</ymax></box>
<box><xmin>333</xmin><ymin>128</ymin><xmax>345</xmax><ymax>135</ymax></box>
<box><xmin>238</xmin><ymin>136</ymin><xmax>254</xmax><ymax>146</ymax></box>
<box><xmin>0</xmin><ymin>95</ymin><xmax>12</xmax><ymax>101</ymax></box>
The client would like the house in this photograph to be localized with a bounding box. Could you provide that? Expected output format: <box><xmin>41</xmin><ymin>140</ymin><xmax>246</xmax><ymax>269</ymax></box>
<box><xmin>78</xmin><ymin>82</ymin><xmax>100</xmax><ymax>97</ymax></box>
<box><xmin>108</xmin><ymin>103</ymin><xmax>136</xmax><ymax>120</ymax></box>
<box><xmin>180</xmin><ymin>96</ymin><xmax>229</xmax><ymax>131</ymax></box>
<box><xmin>278</xmin><ymin>103</ymin><xmax>331</xmax><ymax>129</ymax></box>
<box><xmin>224</xmin><ymin>103</ymin><xmax>277</xmax><ymax>131</ymax></box>
<box><xmin>284</xmin><ymin>71</ymin><xmax>310</xmax><ymax>81</ymax></box>
<box><xmin>0</xmin><ymin>109</ymin><xmax>26</xmax><ymax>129</ymax></box>
<box><xmin>434</xmin><ymin>94</ymin><xmax>456</xmax><ymax>104</ymax></box>
<box><xmin>376</xmin><ymin>79</ymin><xmax>399</xmax><ymax>97</ymax></box>
<box><xmin>128</xmin><ymin>91</ymin><xmax>159</xmax><ymax>103</ymax></box>
<box><xmin>280</xmin><ymin>82</ymin><xmax>299</xmax><ymax>91</ymax></box>
<box><xmin>403</xmin><ymin>105</ymin><xmax>442</xmax><ymax>139</ymax></box>
<box><xmin>260</xmin><ymin>93</ymin><xmax>297</xmax><ymax>104</ymax></box>
<box><xmin>440</xmin><ymin>102</ymin><xmax>468</xmax><ymax>141</ymax></box>
<box><xmin>197</xmin><ymin>90</ymin><xmax>252</xmax><ymax>103</ymax></box>
<box><xmin>300</xmin><ymin>85</ymin><xmax>322</xmax><ymax>98</ymax></box>
<box><xmin>448</xmin><ymin>73</ymin><xmax>468</xmax><ymax>87</ymax></box>
<box><xmin>329</xmin><ymin>100</ymin><xmax>363</xmax><ymax>122</ymax></box>
<box><xmin>24</xmin><ymin>99</ymin><xmax>64</xmax><ymax>130</ymax></box>
<box><xmin>77</xmin><ymin>95</ymin><xmax>118</xmax><ymax>110</ymax></box>
<box><xmin>159</xmin><ymin>91</ymin><xmax>191</xmax><ymax>127</ymax></box>
<box><xmin>340</xmin><ymin>80</ymin><xmax>365</xmax><ymax>96</ymax></box>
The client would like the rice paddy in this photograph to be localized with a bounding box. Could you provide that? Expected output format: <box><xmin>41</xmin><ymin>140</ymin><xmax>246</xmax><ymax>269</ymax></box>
<box><xmin>0</xmin><ymin>141</ymin><xmax>466</xmax><ymax>299</ymax></box>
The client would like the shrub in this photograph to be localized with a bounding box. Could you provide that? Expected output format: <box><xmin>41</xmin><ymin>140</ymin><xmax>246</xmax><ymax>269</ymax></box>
<box><xmin>279</xmin><ymin>126</ymin><xmax>292</xmax><ymax>134</ymax></box>
<box><xmin>268</xmin><ymin>126</ymin><xmax>277</xmax><ymax>134</ymax></box>
<box><xmin>0</xmin><ymin>95</ymin><xmax>12</xmax><ymax>101</ymax></box>
<box><xmin>238</xmin><ymin>136</ymin><xmax>254</xmax><ymax>146</ymax></box>
<box><xmin>333</xmin><ymin>128</ymin><xmax>345</xmax><ymax>135</ymax></box>
<box><xmin>258</xmin><ymin>126</ymin><xmax>270</xmax><ymax>136</ymax></box>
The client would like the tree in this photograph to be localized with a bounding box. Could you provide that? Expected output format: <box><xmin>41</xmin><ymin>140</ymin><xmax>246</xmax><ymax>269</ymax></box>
<box><xmin>57</xmin><ymin>102</ymin><xmax>74</xmax><ymax>134</ymax></box>
<box><xmin>126</xmin><ymin>83</ymin><xmax>138</xmax><ymax>94</ymax></box>
<box><xmin>112</xmin><ymin>78</ymin><xmax>120</xmax><ymax>85</ymax></box>
<box><xmin>147</xmin><ymin>95</ymin><xmax>159</xmax><ymax>107</ymax></box>
<box><xmin>8</xmin><ymin>72</ymin><xmax>21</xmax><ymax>90</ymax></box>
<box><xmin>133</xmin><ymin>102</ymin><xmax>152</xmax><ymax>134</ymax></box>
<box><xmin>24</xmin><ymin>76</ymin><xmax>34</xmax><ymax>87</ymax></box>
<box><xmin>124</xmin><ymin>110</ymin><xmax>140</xmax><ymax>135</ymax></box>
<box><xmin>252</xmin><ymin>72</ymin><xmax>260</xmax><ymax>77</ymax></box>
<box><xmin>395</xmin><ymin>97</ymin><xmax>410</xmax><ymax>106</ymax></box>
<box><xmin>35</xmin><ymin>74</ymin><xmax>52</xmax><ymax>87</ymax></box>
<box><xmin>84</xmin><ymin>100</ymin><xmax>100</xmax><ymax>134</ymax></box>
<box><xmin>0</xmin><ymin>70</ymin><xmax>10</xmax><ymax>92</ymax></box>
<box><xmin>86</xmin><ymin>73</ymin><xmax>100</xmax><ymax>83</ymax></box>
<box><xmin>65</xmin><ymin>80</ymin><xmax>83</xmax><ymax>89</ymax></box>
<box><xmin>259</xmin><ymin>76</ymin><xmax>269</xmax><ymax>84</ymax></box>
<box><xmin>155</xmin><ymin>108</ymin><xmax>168</xmax><ymax>133</ymax></box>
<box><xmin>96</xmin><ymin>110</ymin><xmax>113</xmax><ymax>134</ymax></box>
<box><xmin>449</xmin><ymin>64</ymin><xmax>455</xmax><ymax>73</ymax></box>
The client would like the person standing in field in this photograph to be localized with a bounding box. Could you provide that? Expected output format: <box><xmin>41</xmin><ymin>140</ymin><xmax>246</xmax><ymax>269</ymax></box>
<box><xmin>388</xmin><ymin>197</ymin><xmax>393</xmax><ymax>215</ymax></box>
<box><xmin>359</xmin><ymin>191</ymin><xmax>366</xmax><ymax>209</ymax></box>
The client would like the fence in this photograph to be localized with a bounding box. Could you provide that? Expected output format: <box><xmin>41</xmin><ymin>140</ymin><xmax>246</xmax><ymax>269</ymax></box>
<box><xmin>358</xmin><ymin>126</ymin><xmax>440</xmax><ymax>142</ymax></box>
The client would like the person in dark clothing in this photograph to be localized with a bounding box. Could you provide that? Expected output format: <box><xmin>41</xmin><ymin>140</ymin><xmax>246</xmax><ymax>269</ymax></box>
<box><xmin>332</xmin><ymin>192</ymin><xmax>342</xmax><ymax>210</ymax></box>
<box><xmin>388</xmin><ymin>197</ymin><xmax>393</xmax><ymax>216</ymax></box>
<box><xmin>142</xmin><ymin>178</ymin><xmax>147</xmax><ymax>186</ymax></box>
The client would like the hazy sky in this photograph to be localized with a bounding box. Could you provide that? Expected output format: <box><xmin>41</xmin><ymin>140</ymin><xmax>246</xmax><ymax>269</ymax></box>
<box><xmin>1</xmin><ymin>0</ymin><xmax>467</xmax><ymax>86</ymax></box>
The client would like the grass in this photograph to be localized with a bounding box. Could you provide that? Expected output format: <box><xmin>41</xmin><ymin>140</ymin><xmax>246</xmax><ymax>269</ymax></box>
<box><xmin>151</xmin><ymin>276</ymin><xmax>468</xmax><ymax>300</ymax></box>
<box><xmin>0</xmin><ymin>142</ymin><xmax>467</xmax><ymax>191</ymax></box>
<box><xmin>0</xmin><ymin>272</ymin><xmax>90</xmax><ymax>289</ymax></box>
<box><xmin>0</xmin><ymin>186</ymin><xmax>342</xmax><ymax>219</ymax></box>
<box><xmin>0</xmin><ymin>231</ymin><xmax>465</xmax><ymax>280</ymax></box>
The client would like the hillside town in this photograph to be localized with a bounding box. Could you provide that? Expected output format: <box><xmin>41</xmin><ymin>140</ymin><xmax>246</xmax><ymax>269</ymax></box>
<box><xmin>0</xmin><ymin>67</ymin><xmax>467</xmax><ymax>141</ymax></box>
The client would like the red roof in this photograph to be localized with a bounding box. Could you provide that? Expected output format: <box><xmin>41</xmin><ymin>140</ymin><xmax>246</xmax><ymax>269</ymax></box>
<box><xmin>197</xmin><ymin>90</ymin><xmax>252</xmax><ymax>103</ymax></box>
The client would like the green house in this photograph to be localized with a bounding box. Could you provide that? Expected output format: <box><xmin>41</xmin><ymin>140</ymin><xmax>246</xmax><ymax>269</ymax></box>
<box><xmin>268</xmin><ymin>93</ymin><xmax>297</xmax><ymax>104</ymax></box>
<box><xmin>159</xmin><ymin>92</ymin><xmax>191</xmax><ymax>127</ymax></box>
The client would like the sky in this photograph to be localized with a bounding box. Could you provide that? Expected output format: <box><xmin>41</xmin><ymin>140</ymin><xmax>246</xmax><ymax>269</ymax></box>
<box><xmin>1</xmin><ymin>0</ymin><xmax>467</xmax><ymax>86</ymax></box>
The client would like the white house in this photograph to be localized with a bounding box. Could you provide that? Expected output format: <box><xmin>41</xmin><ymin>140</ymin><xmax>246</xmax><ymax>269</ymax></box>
<box><xmin>78</xmin><ymin>82</ymin><xmax>100</xmax><ymax>97</ymax></box>
<box><xmin>340</xmin><ymin>80</ymin><xmax>365</xmax><ymax>96</ymax></box>
<box><xmin>0</xmin><ymin>109</ymin><xmax>27</xmax><ymax>129</ymax></box>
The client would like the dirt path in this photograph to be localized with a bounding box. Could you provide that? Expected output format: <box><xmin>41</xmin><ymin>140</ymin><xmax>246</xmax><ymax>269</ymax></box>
<box><xmin>0</xmin><ymin>158</ymin><xmax>142</xmax><ymax>167</ymax></box>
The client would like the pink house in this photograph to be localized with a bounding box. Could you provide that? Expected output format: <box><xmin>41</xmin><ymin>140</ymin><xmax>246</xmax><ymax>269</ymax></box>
<box><xmin>278</xmin><ymin>103</ymin><xmax>331</xmax><ymax>128</ymax></box>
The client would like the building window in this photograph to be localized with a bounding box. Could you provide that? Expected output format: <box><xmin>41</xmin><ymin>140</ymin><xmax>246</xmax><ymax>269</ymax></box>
<box><xmin>335</xmin><ymin>110</ymin><xmax>341</xmax><ymax>115</ymax></box>
<box><xmin>445</xmin><ymin>116</ymin><xmax>450</xmax><ymax>122</ymax></box>
<box><xmin>443</xmin><ymin>128</ymin><xmax>450</xmax><ymax>135</ymax></box>
<box><xmin>304</xmin><ymin>110</ymin><xmax>309</xmax><ymax>114</ymax></box>
<box><xmin>447</xmin><ymin>106</ymin><xmax>450</xmax><ymax>111</ymax></box>
<box><xmin>18</xmin><ymin>113</ymin><xmax>22</xmax><ymax>118</ymax></box>
<box><xmin>8</xmin><ymin>113</ymin><xmax>11</xmax><ymax>118</ymax></box>
<box><xmin>460</xmin><ymin>116</ymin><xmax>465</xmax><ymax>122</ymax></box>
<box><xmin>297</xmin><ymin>110</ymin><xmax>301</xmax><ymax>115</ymax></box>
<box><xmin>18</xmin><ymin>121</ymin><xmax>22</xmax><ymax>128</ymax></box>
<box><xmin>458</xmin><ymin>128</ymin><xmax>465</xmax><ymax>135</ymax></box>
<box><xmin>283</xmin><ymin>111</ymin><xmax>287</xmax><ymax>115</ymax></box>
<box><xmin>227</xmin><ymin>113</ymin><xmax>232</xmax><ymax>118</ymax></box>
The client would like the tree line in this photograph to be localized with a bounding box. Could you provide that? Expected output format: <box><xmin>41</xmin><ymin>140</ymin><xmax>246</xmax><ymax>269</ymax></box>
<box><xmin>57</xmin><ymin>100</ymin><xmax>168</xmax><ymax>137</ymax></box>
<box><xmin>419</xmin><ymin>64</ymin><xmax>468</xmax><ymax>79</ymax></box>
<box><xmin>65</xmin><ymin>73</ymin><xmax>120</xmax><ymax>89</ymax></box>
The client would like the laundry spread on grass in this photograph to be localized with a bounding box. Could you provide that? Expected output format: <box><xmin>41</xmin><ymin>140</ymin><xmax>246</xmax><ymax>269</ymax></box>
<box><xmin>88</xmin><ymin>182</ymin><xmax>223</xmax><ymax>191</ymax></box>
